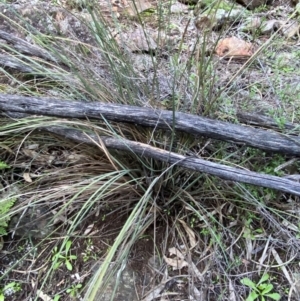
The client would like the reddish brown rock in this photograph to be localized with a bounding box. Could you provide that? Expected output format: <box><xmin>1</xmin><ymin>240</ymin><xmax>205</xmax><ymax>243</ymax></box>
<box><xmin>215</xmin><ymin>37</ymin><xmax>254</xmax><ymax>59</ymax></box>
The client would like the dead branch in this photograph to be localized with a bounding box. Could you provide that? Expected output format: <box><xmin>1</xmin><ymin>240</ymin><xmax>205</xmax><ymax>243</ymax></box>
<box><xmin>0</xmin><ymin>54</ymin><xmax>37</xmax><ymax>74</ymax></box>
<box><xmin>0</xmin><ymin>30</ymin><xmax>59</xmax><ymax>63</ymax></box>
<box><xmin>237</xmin><ymin>111</ymin><xmax>299</xmax><ymax>133</ymax></box>
<box><xmin>44</xmin><ymin>125</ymin><xmax>300</xmax><ymax>196</ymax></box>
<box><xmin>1</xmin><ymin>93</ymin><xmax>300</xmax><ymax>155</ymax></box>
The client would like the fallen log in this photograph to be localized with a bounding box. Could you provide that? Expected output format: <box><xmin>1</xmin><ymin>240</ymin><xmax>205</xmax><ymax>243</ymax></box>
<box><xmin>1</xmin><ymin>93</ymin><xmax>300</xmax><ymax>155</ymax></box>
<box><xmin>0</xmin><ymin>54</ymin><xmax>37</xmax><ymax>74</ymax></box>
<box><xmin>0</xmin><ymin>30</ymin><xmax>59</xmax><ymax>64</ymax></box>
<box><xmin>44</xmin><ymin>125</ymin><xmax>300</xmax><ymax>196</ymax></box>
<box><xmin>237</xmin><ymin>111</ymin><xmax>300</xmax><ymax>133</ymax></box>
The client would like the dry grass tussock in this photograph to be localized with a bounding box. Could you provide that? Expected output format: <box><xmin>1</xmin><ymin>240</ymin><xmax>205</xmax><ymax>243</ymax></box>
<box><xmin>0</xmin><ymin>0</ymin><xmax>300</xmax><ymax>300</ymax></box>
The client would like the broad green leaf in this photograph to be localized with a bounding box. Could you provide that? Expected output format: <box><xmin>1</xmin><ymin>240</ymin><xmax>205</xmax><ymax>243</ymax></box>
<box><xmin>258</xmin><ymin>283</ymin><xmax>268</xmax><ymax>291</ymax></box>
<box><xmin>258</xmin><ymin>274</ymin><xmax>269</xmax><ymax>285</ymax></box>
<box><xmin>266</xmin><ymin>293</ymin><xmax>281</xmax><ymax>300</ymax></box>
<box><xmin>65</xmin><ymin>260</ymin><xmax>73</xmax><ymax>271</ymax></box>
<box><xmin>65</xmin><ymin>240</ymin><xmax>72</xmax><ymax>253</ymax></box>
<box><xmin>0</xmin><ymin>294</ymin><xmax>4</xmax><ymax>301</ymax></box>
<box><xmin>246</xmin><ymin>290</ymin><xmax>259</xmax><ymax>301</ymax></box>
<box><xmin>261</xmin><ymin>283</ymin><xmax>273</xmax><ymax>294</ymax></box>
<box><xmin>52</xmin><ymin>254</ymin><xmax>64</xmax><ymax>261</ymax></box>
<box><xmin>241</xmin><ymin>278</ymin><xmax>258</xmax><ymax>290</ymax></box>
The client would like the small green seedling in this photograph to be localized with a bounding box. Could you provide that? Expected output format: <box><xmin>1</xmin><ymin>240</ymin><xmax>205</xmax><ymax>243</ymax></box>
<box><xmin>241</xmin><ymin>273</ymin><xmax>281</xmax><ymax>301</ymax></box>
<box><xmin>82</xmin><ymin>238</ymin><xmax>96</xmax><ymax>262</ymax></box>
<box><xmin>52</xmin><ymin>240</ymin><xmax>77</xmax><ymax>271</ymax></box>
<box><xmin>0</xmin><ymin>161</ymin><xmax>9</xmax><ymax>170</ymax></box>
<box><xmin>66</xmin><ymin>283</ymin><xmax>82</xmax><ymax>298</ymax></box>
<box><xmin>0</xmin><ymin>282</ymin><xmax>21</xmax><ymax>301</ymax></box>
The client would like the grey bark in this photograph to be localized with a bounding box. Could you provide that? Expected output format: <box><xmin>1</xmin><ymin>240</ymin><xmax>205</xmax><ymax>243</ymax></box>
<box><xmin>0</xmin><ymin>54</ymin><xmax>37</xmax><ymax>74</ymax></box>
<box><xmin>237</xmin><ymin>111</ymin><xmax>300</xmax><ymax>133</ymax></box>
<box><xmin>0</xmin><ymin>93</ymin><xmax>300</xmax><ymax>155</ymax></box>
<box><xmin>44</xmin><ymin>125</ymin><xmax>300</xmax><ymax>196</ymax></box>
<box><xmin>0</xmin><ymin>30</ymin><xmax>59</xmax><ymax>63</ymax></box>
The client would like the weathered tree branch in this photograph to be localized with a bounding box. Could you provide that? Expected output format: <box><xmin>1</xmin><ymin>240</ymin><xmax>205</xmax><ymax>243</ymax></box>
<box><xmin>237</xmin><ymin>111</ymin><xmax>299</xmax><ymax>133</ymax></box>
<box><xmin>1</xmin><ymin>93</ymin><xmax>300</xmax><ymax>155</ymax></box>
<box><xmin>44</xmin><ymin>125</ymin><xmax>300</xmax><ymax>196</ymax></box>
<box><xmin>0</xmin><ymin>30</ymin><xmax>59</xmax><ymax>63</ymax></box>
<box><xmin>0</xmin><ymin>54</ymin><xmax>37</xmax><ymax>74</ymax></box>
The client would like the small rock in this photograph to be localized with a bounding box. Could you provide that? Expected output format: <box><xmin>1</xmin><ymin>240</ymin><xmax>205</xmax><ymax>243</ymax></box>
<box><xmin>281</xmin><ymin>21</ymin><xmax>300</xmax><ymax>39</ymax></box>
<box><xmin>125</xmin><ymin>0</ymin><xmax>153</xmax><ymax>17</ymax></box>
<box><xmin>215</xmin><ymin>36</ymin><xmax>254</xmax><ymax>58</ymax></box>
<box><xmin>260</xmin><ymin>19</ymin><xmax>281</xmax><ymax>35</ymax></box>
<box><xmin>195</xmin><ymin>8</ymin><xmax>245</xmax><ymax>31</ymax></box>
<box><xmin>116</xmin><ymin>25</ymin><xmax>157</xmax><ymax>52</ymax></box>
<box><xmin>240</xmin><ymin>17</ymin><xmax>262</xmax><ymax>32</ymax></box>
<box><xmin>170</xmin><ymin>2</ymin><xmax>189</xmax><ymax>14</ymax></box>
<box><xmin>131</xmin><ymin>53</ymin><xmax>154</xmax><ymax>72</ymax></box>
<box><xmin>194</xmin><ymin>15</ymin><xmax>213</xmax><ymax>32</ymax></box>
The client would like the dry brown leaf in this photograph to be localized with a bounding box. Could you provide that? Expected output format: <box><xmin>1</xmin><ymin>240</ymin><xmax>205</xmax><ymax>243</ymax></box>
<box><xmin>257</xmin><ymin>235</ymin><xmax>271</xmax><ymax>275</ymax></box>
<box><xmin>163</xmin><ymin>254</ymin><xmax>188</xmax><ymax>270</ymax></box>
<box><xmin>164</xmin><ymin>247</ymin><xmax>188</xmax><ymax>270</ymax></box>
<box><xmin>179</xmin><ymin>219</ymin><xmax>197</xmax><ymax>249</ymax></box>
<box><xmin>168</xmin><ymin>247</ymin><xmax>185</xmax><ymax>258</ymax></box>
<box><xmin>84</xmin><ymin>223</ymin><xmax>94</xmax><ymax>235</ymax></box>
<box><xmin>23</xmin><ymin>172</ymin><xmax>32</xmax><ymax>183</ymax></box>
<box><xmin>33</xmin><ymin>280</ymin><xmax>54</xmax><ymax>301</ymax></box>
<box><xmin>215</xmin><ymin>37</ymin><xmax>254</xmax><ymax>58</ymax></box>
<box><xmin>36</xmin><ymin>290</ymin><xmax>54</xmax><ymax>301</ymax></box>
<box><xmin>271</xmin><ymin>248</ymin><xmax>293</xmax><ymax>286</ymax></box>
<box><xmin>190</xmin><ymin>261</ymin><xmax>205</xmax><ymax>282</ymax></box>
<box><xmin>22</xmin><ymin>149</ymin><xmax>55</xmax><ymax>165</ymax></box>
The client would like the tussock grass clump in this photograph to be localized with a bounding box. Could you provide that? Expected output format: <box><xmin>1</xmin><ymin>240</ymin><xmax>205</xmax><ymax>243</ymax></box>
<box><xmin>0</xmin><ymin>1</ymin><xmax>300</xmax><ymax>300</ymax></box>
